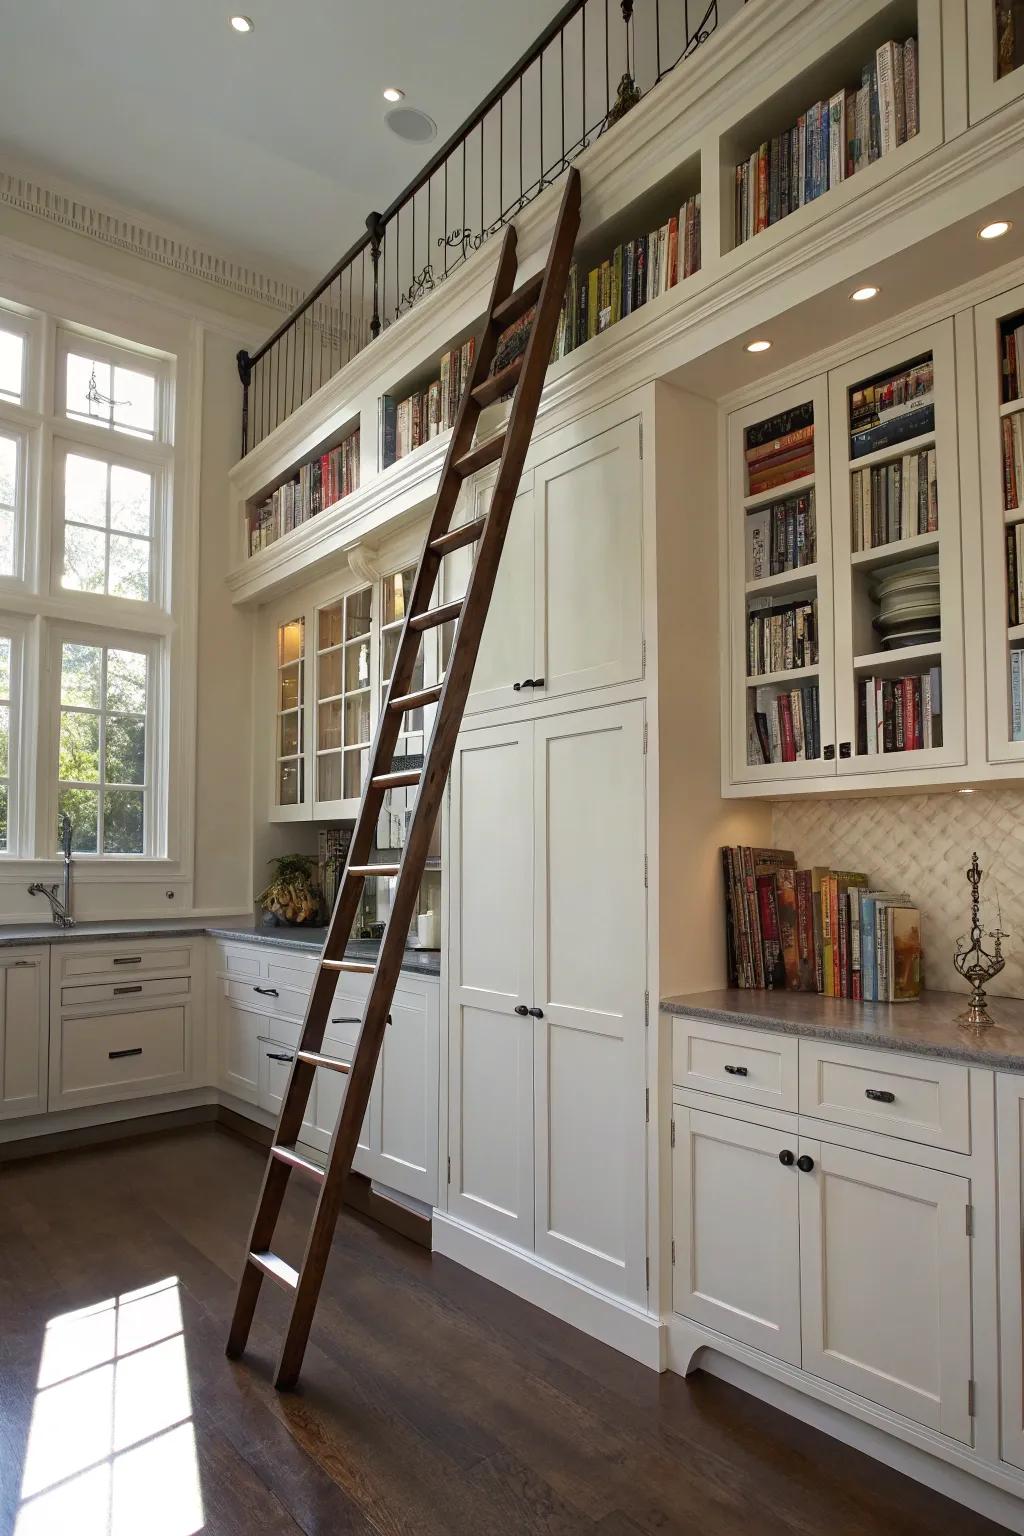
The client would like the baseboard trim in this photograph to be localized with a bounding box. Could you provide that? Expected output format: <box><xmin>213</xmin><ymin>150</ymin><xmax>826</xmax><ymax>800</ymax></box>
<box><xmin>667</xmin><ymin>1316</ymin><xmax>1024</xmax><ymax>1534</ymax></box>
<box><xmin>432</xmin><ymin>1212</ymin><xmax>664</xmax><ymax>1368</ymax></box>
<box><xmin>0</xmin><ymin>1102</ymin><xmax>218</xmax><ymax>1162</ymax></box>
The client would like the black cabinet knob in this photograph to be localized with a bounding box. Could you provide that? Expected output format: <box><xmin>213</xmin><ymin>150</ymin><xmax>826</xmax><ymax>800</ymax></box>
<box><xmin>514</xmin><ymin>1004</ymin><xmax>529</xmax><ymax>1016</ymax></box>
<box><xmin>865</xmin><ymin>1088</ymin><xmax>895</xmax><ymax>1103</ymax></box>
<box><xmin>796</xmin><ymin>1154</ymin><xmax>815</xmax><ymax>1173</ymax></box>
<box><xmin>839</xmin><ymin>742</ymin><xmax>852</xmax><ymax>759</ymax></box>
<box><xmin>528</xmin><ymin>1006</ymin><xmax>544</xmax><ymax>1018</ymax></box>
<box><xmin>823</xmin><ymin>744</ymin><xmax>835</xmax><ymax>761</ymax></box>
<box><xmin>778</xmin><ymin>1149</ymin><xmax>795</xmax><ymax>1167</ymax></box>
<box><xmin>723</xmin><ymin>1063</ymin><xmax>748</xmax><ymax>1077</ymax></box>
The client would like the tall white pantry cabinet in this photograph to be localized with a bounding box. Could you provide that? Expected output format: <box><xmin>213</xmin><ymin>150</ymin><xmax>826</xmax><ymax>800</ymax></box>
<box><xmin>439</xmin><ymin>394</ymin><xmax>655</xmax><ymax>1316</ymax></box>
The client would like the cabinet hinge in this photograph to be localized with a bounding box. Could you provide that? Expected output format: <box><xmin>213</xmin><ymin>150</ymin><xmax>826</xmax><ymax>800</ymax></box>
<box><xmin>671</xmin><ymin>1239</ymin><xmax>676</xmax><ymax>1266</ymax></box>
<box><xmin>644</xmin><ymin>989</ymin><xmax>649</xmax><ymax>1026</ymax></box>
<box><xmin>643</xmin><ymin>719</ymin><xmax>648</xmax><ymax>754</ymax></box>
<box><xmin>968</xmin><ymin>1379</ymin><xmax>976</xmax><ymax>1418</ymax></box>
<box><xmin>645</xmin><ymin>1255</ymin><xmax>650</xmax><ymax>1290</ymax></box>
<box><xmin>639</xmin><ymin>422</ymin><xmax>644</xmax><ymax>460</ymax></box>
<box><xmin>447</xmin><ymin>1155</ymin><xmax>451</xmax><ymax>1184</ymax></box>
<box><xmin>644</xmin><ymin>855</ymin><xmax>649</xmax><ymax>889</ymax></box>
<box><xmin>670</xmin><ymin>1118</ymin><xmax>676</xmax><ymax>1149</ymax></box>
<box><xmin>645</xmin><ymin>1087</ymin><xmax>650</xmax><ymax>1123</ymax></box>
<box><xmin>966</xmin><ymin>1203</ymin><xmax>973</xmax><ymax>1237</ymax></box>
<box><xmin>641</xmin><ymin>638</ymin><xmax>647</xmax><ymax>677</ymax></box>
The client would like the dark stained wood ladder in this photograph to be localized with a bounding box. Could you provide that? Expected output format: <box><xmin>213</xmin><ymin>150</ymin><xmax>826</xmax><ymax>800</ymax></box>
<box><xmin>226</xmin><ymin>167</ymin><xmax>581</xmax><ymax>1392</ymax></box>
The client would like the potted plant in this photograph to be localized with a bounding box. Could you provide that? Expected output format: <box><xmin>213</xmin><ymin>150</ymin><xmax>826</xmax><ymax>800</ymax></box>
<box><xmin>257</xmin><ymin>855</ymin><xmax>321</xmax><ymax>926</ymax></box>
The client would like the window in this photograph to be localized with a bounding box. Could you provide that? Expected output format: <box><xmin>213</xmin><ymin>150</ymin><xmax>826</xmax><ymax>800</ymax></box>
<box><xmin>64</xmin><ymin>346</ymin><xmax>158</xmax><ymax>439</ymax></box>
<box><xmin>0</xmin><ymin>636</ymin><xmax>13</xmax><ymax>851</ymax></box>
<box><xmin>0</xmin><ymin>325</ymin><xmax>24</xmax><ymax>405</ymax></box>
<box><xmin>57</xmin><ymin>639</ymin><xmax>150</xmax><ymax>855</ymax></box>
<box><xmin>60</xmin><ymin>449</ymin><xmax>153</xmax><ymax>601</ymax></box>
<box><xmin>0</xmin><ymin>430</ymin><xmax>20</xmax><ymax>576</ymax></box>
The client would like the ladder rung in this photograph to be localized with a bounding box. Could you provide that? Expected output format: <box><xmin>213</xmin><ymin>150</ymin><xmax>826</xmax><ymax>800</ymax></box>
<box><xmin>297</xmin><ymin>1048</ymin><xmax>351</xmax><ymax>1074</ymax></box>
<box><xmin>348</xmin><ymin>864</ymin><xmax>400</xmax><ymax>878</ymax></box>
<box><xmin>453</xmin><ymin>432</ymin><xmax>505</xmax><ymax>479</ymax></box>
<box><xmin>430</xmin><ymin>517</ymin><xmax>486</xmax><ymax>556</ymax></box>
<box><xmin>410</xmin><ymin>598</ymin><xmax>463</xmax><ymax>633</ymax></box>
<box><xmin>249</xmin><ymin>1251</ymin><xmax>299</xmax><ymax>1290</ymax></box>
<box><xmin>371</xmin><ymin>768</ymin><xmax>421</xmax><ymax>789</ymax></box>
<box><xmin>322</xmin><ymin>958</ymin><xmax>375</xmax><ymax>974</ymax></box>
<box><xmin>491</xmin><ymin>272</ymin><xmax>542</xmax><ymax>330</ymax></box>
<box><xmin>390</xmin><ymin>683</ymin><xmax>442</xmax><ymax>713</ymax></box>
<box><xmin>472</xmin><ymin>355</ymin><xmax>524</xmax><ymax>408</ymax></box>
<box><xmin>271</xmin><ymin>1145</ymin><xmax>325</xmax><ymax>1183</ymax></box>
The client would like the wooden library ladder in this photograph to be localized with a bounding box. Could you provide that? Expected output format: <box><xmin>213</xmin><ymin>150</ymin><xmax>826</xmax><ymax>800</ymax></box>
<box><xmin>226</xmin><ymin>167</ymin><xmax>581</xmax><ymax>1391</ymax></box>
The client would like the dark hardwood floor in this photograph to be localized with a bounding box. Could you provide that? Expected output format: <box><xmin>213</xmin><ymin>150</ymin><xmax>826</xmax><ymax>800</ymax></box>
<box><xmin>0</xmin><ymin>1126</ymin><xmax>1005</xmax><ymax>1535</ymax></box>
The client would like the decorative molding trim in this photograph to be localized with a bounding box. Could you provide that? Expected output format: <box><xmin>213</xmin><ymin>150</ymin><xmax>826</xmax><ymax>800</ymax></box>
<box><xmin>0</xmin><ymin>169</ymin><xmax>304</xmax><ymax>314</ymax></box>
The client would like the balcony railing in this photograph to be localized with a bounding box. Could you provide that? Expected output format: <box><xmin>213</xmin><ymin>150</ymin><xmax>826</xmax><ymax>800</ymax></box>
<box><xmin>237</xmin><ymin>0</ymin><xmax>725</xmax><ymax>456</ymax></box>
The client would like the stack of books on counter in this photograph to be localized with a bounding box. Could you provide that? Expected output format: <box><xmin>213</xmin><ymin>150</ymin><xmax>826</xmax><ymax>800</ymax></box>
<box><xmin>380</xmin><ymin>339</ymin><xmax>476</xmax><ymax>467</ymax></box>
<box><xmin>248</xmin><ymin>431</ymin><xmax>360</xmax><ymax>556</ymax></box>
<box><xmin>721</xmin><ymin>846</ymin><xmax>923</xmax><ymax>1001</ymax></box>
<box><xmin>735</xmin><ymin>36</ymin><xmax>919</xmax><ymax>245</ymax></box>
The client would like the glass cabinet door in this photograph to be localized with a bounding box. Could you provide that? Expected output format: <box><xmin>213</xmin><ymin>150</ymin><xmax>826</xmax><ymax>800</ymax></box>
<box><xmin>274</xmin><ymin>616</ymin><xmax>307</xmax><ymax>815</ymax></box>
<box><xmin>314</xmin><ymin>584</ymin><xmax>373</xmax><ymax>815</ymax></box>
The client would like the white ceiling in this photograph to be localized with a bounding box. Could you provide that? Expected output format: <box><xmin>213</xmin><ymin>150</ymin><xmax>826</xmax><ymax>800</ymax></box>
<box><xmin>0</xmin><ymin>0</ymin><xmax>565</xmax><ymax>285</ymax></box>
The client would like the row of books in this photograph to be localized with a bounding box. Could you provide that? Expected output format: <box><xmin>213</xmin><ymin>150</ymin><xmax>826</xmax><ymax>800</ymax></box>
<box><xmin>745</xmin><ymin>402</ymin><xmax>814</xmax><ymax>497</ymax></box>
<box><xmin>551</xmin><ymin>195</ymin><xmax>701</xmax><ymax>359</ymax></box>
<box><xmin>1000</xmin><ymin>311</ymin><xmax>1024</xmax><ymax>404</ymax></box>
<box><xmin>1006</xmin><ymin>521</ymin><xmax>1024</xmax><ymax>626</ymax></box>
<box><xmin>1012</xmin><ymin>649</ymin><xmax>1024</xmax><ymax>741</ymax></box>
<box><xmin>1001</xmin><ymin>411</ymin><xmax>1024</xmax><ymax>511</ymax></box>
<box><xmin>721</xmin><ymin>847</ymin><xmax>922</xmax><ymax>1002</ymax></box>
<box><xmin>749</xmin><ymin>685</ymin><xmax>820</xmax><ymax>765</ymax></box>
<box><xmin>747</xmin><ymin>597</ymin><xmax>817</xmax><ymax>676</ymax></box>
<box><xmin>850</xmin><ymin>449</ymin><xmax>938</xmax><ymax>551</ymax></box>
<box><xmin>747</xmin><ymin>491</ymin><xmax>815</xmax><ymax>581</ymax></box>
<box><xmin>380</xmin><ymin>339</ymin><xmax>476</xmax><ymax>467</ymax></box>
<box><xmin>849</xmin><ymin>357</ymin><xmax>934</xmax><ymax>460</ymax></box>
<box><xmin>860</xmin><ymin>668</ymin><xmax>943</xmax><ymax>754</ymax></box>
<box><xmin>247</xmin><ymin>432</ymin><xmax>360</xmax><ymax>556</ymax></box>
<box><xmin>734</xmin><ymin>37</ymin><xmax>919</xmax><ymax>246</ymax></box>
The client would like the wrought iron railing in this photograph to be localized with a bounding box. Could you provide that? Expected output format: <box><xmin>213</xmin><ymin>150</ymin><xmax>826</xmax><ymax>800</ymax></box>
<box><xmin>238</xmin><ymin>0</ymin><xmax>724</xmax><ymax>456</ymax></box>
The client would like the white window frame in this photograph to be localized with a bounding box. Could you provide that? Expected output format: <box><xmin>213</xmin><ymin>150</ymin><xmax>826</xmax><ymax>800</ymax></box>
<box><xmin>55</xmin><ymin>327</ymin><xmax>173</xmax><ymax>445</ymax></box>
<box><xmin>0</xmin><ymin>616</ymin><xmax>31</xmax><ymax>858</ymax></box>
<box><xmin>0</xmin><ymin>420</ymin><xmax>31</xmax><ymax>590</ymax></box>
<box><xmin>0</xmin><ymin>305</ymin><xmax>40</xmax><ymax>412</ymax></box>
<box><xmin>51</xmin><ymin>436</ymin><xmax>169</xmax><ymax>614</ymax></box>
<box><xmin>46</xmin><ymin>623</ymin><xmax>165</xmax><ymax>860</ymax></box>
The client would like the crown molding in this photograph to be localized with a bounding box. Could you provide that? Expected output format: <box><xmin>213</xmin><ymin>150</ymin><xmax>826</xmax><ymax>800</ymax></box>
<box><xmin>0</xmin><ymin>166</ymin><xmax>306</xmax><ymax>315</ymax></box>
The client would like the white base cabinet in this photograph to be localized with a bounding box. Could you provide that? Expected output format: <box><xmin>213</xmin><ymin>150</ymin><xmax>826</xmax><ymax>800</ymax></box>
<box><xmin>0</xmin><ymin>948</ymin><xmax>49</xmax><ymax>1120</ymax></box>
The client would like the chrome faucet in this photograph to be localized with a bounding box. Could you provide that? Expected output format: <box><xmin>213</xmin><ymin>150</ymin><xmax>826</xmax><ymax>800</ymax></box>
<box><xmin>28</xmin><ymin>813</ymin><xmax>75</xmax><ymax>927</ymax></box>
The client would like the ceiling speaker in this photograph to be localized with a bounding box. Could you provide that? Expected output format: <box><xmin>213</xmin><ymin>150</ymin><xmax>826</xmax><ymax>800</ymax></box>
<box><xmin>386</xmin><ymin>107</ymin><xmax>438</xmax><ymax>144</ymax></box>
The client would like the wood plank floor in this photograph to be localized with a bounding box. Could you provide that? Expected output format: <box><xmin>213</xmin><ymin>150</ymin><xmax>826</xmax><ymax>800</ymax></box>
<box><xmin>0</xmin><ymin>1125</ymin><xmax>1005</xmax><ymax>1536</ymax></box>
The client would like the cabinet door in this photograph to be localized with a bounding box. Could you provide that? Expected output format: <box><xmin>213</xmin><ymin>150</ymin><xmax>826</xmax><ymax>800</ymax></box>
<box><xmin>798</xmin><ymin>1138</ymin><xmax>972</xmax><ymax>1442</ymax></box>
<box><xmin>447</xmin><ymin>721</ymin><xmax>535</xmax><ymax>1244</ymax></box>
<box><xmin>218</xmin><ymin>991</ymin><xmax>261</xmax><ymax>1104</ymax></box>
<box><xmin>535</xmin><ymin>418</ymin><xmax>644</xmax><ymax>700</ymax></box>
<box><xmin>302</xmin><ymin>1012</ymin><xmax>374</xmax><ymax>1177</ymax></box>
<box><xmin>459</xmin><ymin>475</ymin><xmax>537</xmax><ymax>714</ymax></box>
<box><xmin>672</xmin><ymin>1105</ymin><xmax>801</xmax><ymax>1364</ymax></box>
<box><xmin>532</xmin><ymin>701</ymin><xmax>648</xmax><ymax>1303</ymax></box>
<box><xmin>257</xmin><ymin>1038</ymin><xmax>317</xmax><ymax>1145</ymax></box>
<box><xmin>997</xmin><ymin>1073</ymin><xmax>1024</xmax><ymax>1470</ymax></box>
<box><xmin>375</xmin><ymin>981</ymin><xmax>439</xmax><ymax>1204</ymax></box>
<box><xmin>0</xmin><ymin>953</ymin><xmax>47</xmax><ymax>1120</ymax></box>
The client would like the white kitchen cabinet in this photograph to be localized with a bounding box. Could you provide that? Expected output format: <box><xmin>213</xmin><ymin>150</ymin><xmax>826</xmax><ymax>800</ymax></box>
<box><xmin>0</xmin><ymin>948</ymin><xmax>49</xmax><ymax>1121</ymax></box>
<box><xmin>672</xmin><ymin>1104</ymin><xmax>801</xmax><ymax>1365</ymax></box>
<box><xmin>997</xmin><ymin>1072</ymin><xmax>1024</xmax><ymax>1471</ymax></box>
<box><xmin>217</xmin><ymin>990</ymin><xmax>262</xmax><ymax>1104</ymax></box>
<box><xmin>447</xmin><ymin>700</ymin><xmax>648</xmax><ymax>1302</ymax></box>
<box><xmin>257</xmin><ymin>1034</ymin><xmax>317</xmax><ymax>1145</ymax></box>
<box><xmin>457</xmin><ymin>416</ymin><xmax>644</xmax><ymax>716</ymax></box>
<box><xmin>798</xmin><ymin>1136</ymin><xmax>973</xmax><ymax>1443</ymax></box>
<box><xmin>51</xmin><ymin>999</ymin><xmax>192</xmax><ymax>1109</ymax></box>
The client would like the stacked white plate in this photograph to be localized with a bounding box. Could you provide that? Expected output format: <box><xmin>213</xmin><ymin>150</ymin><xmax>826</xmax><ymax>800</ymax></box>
<box><xmin>871</xmin><ymin>560</ymin><xmax>941</xmax><ymax>650</ymax></box>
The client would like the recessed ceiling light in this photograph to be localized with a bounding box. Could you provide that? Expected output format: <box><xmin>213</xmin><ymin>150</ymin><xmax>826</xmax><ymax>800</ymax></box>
<box><xmin>979</xmin><ymin>220</ymin><xmax>1012</xmax><ymax>240</ymax></box>
<box><xmin>230</xmin><ymin>14</ymin><xmax>254</xmax><ymax>32</ymax></box>
<box><xmin>956</xmin><ymin>786</ymin><xmax>975</xmax><ymax>795</ymax></box>
<box><xmin>851</xmin><ymin>285</ymin><xmax>880</xmax><ymax>302</ymax></box>
<box><xmin>745</xmin><ymin>339</ymin><xmax>772</xmax><ymax>354</ymax></box>
<box><xmin>383</xmin><ymin>86</ymin><xmax>405</xmax><ymax>103</ymax></box>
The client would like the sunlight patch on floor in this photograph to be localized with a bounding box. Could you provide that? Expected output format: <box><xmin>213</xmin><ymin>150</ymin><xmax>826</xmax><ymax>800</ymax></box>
<box><xmin>16</xmin><ymin>1277</ymin><xmax>204</xmax><ymax>1536</ymax></box>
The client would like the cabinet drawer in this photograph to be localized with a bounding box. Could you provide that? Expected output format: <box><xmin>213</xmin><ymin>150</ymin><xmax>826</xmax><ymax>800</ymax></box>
<box><xmin>222</xmin><ymin>976</ymin><xmax>306</xmax><ymax>1020</ymax></box>
<box><xmin>798</xmin><ymin>1040</ymin><xmax>970</xmax><ymax>1153</ymax></box>
<box><xmin>57</xmin><ymin>1006</ymin><xmax>187</xmax><ymax>1104</ymax></box>
<box><xmin>214</xmin><ymin>943</ymin><xmax>263</xmax><ymax>980</ymax></box>
<box><xmin>58</xmin><ymin>945</ymin><xmax>193</xmax><ymax>982</ymax></box>
<box><xmin>61</xmin><ymin>975</ymin><xmax>190</xmax><ymax>1007</ymax></box>
<box><xmin>672</xmin><ymin>1016</ymin><xmax>798</xmax><ymax>1111</ymax></box>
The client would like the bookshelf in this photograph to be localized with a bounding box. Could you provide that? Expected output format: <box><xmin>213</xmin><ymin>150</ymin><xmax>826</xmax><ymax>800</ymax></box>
<box><xmin>245</xmin><ymin>416</ymin><xmax>360</xmax><ymax>560</ymax></box>
<box><xmin>968</xmin><ymin>2</ymin><xmax>1024</xmax><ymax>125</ymax></box>
<box><xmin>975</xmin><ymin>283</ymin><xmax>1024</xmax><ymax>767</ymax></box>
<box><xmin>378</xmin><ymin>330</ymin><xmax>478</xmax><ymax>472</ymax></box>
<box><xmin>728</xmin><ymin>377</ymin><xmax>835</xmax><ymax>785</ymax></box>
<box><xmin>828</xmin><ymin>321</ymin><xmax>965</xmax><ymax>774</ymax></box>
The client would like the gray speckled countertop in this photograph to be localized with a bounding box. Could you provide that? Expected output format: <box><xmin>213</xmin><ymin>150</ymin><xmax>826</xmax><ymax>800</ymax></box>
<box><xmin>661</xmin><ymin>988</ymin><xmax>1024</xmax><ymax>1071</ymax></box>
<box><xmin>0</xmin><ymin>916</ymin><xmax>440</xmax><ymax>978</ymax></box>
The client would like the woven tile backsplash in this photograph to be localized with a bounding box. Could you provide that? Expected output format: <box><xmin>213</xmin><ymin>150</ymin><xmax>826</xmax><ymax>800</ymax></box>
<box><xmin>771</xmin><ymin>789</ymin><xmax>1024</xmax><ymax>999</ymax></box>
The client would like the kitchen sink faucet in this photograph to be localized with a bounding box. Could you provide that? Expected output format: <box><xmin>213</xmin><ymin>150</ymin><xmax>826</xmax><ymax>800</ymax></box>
<box><xmin>28</xmin><ymin>813</ymin><xmax>75</xmax><ymax>927</ymax></box>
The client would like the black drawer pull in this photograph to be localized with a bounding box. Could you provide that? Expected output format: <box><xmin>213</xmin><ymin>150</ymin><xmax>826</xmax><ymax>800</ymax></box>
<box><xmin>865</xmin><ymin>1088</ymin><xmax>895</xmax><ymax>1104</ymax></box>
<box><xmin>512</xmin><ymin>677</ymin><xmax>546</xmax><ymax>692</ymax></box>
<box><xmin>267</xmin><ymin>1051</ymin><xmax>293</xmax><ymax>1063</ymax></box>
<box><xmin>109</xmin><ymin>1047</ymin><xmax>143</xmax><ymax>1059</ymax></box>
<box><xmin>724</xmin><ymin>1063</ymin><xmax>748</xmax><ymax>1077</ymax></box>
<box><xmin>112</xmin><ymin>956</ymin><xmax>143</xmax><ymax>966</ymax></box>
<box><xmin>113</xmin><ymin>984</ymin><xmax>143</xmax><ymax>995</ymax></box>
<box><xmin>254</xmin><ymin>986</ymin><xmax>279</xmax><ymax>997</ymax></box>
<box><xmin>332</xmin><ymin>1015</ymin><xmax>359</xmax><ymax>1025</ymax></box>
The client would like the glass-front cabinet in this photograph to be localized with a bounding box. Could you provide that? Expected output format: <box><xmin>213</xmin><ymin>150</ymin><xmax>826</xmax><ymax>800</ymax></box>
<box><xmin>274</xmin><ymin>616</ymin><xmax>306</xmax><ymax>820</ymax></box>
<box><xmin>315</xmin><ymin>585</ymin><xmax>372</xmax><ymax>816</ymax></box>
<box><xmin>969</xmin><ymin>3</ymin><xmax>1024</xmax><ymax>124</ymax></box>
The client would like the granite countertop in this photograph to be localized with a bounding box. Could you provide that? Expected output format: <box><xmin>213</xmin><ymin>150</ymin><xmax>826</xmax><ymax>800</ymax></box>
<box><xmin>661</xmin><ymin>988</ymin><xmax>1024</xmax><ymax>1071</ymax></box>
<box><xmin>0</xmin><ymin>916</ymin><xmax>440</xmax><ymax>978</ymax></box>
